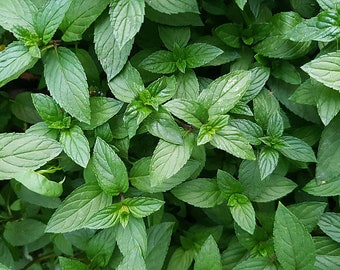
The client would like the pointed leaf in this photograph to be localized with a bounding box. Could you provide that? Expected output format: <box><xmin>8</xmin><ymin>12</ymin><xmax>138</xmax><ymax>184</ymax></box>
<box><xmin>159</xmin><ymin>26</ymin><xmax>190</xmax><ymax>50</ymax></box>
<box><xmin>216</xmin><ymin>169</ymin><xmax>243</xmax><ymax>197</ymax></box>
<box><xmin>59</xmin><ymin>257</ymin><xmax>89</xmax><ymax>270</ymax></box>
<box><xmin>14</xmin><ymin>170</ymin><xmax>63</xmax><ymax>197</ymax></box>
<box><xmin>146</xmin><ymin>0</ymin><xmax>199</xmax><ymax>14</ymax></box>
<box><xmin>318</xmin><ymin>213</ymin><xmax>340</xmax><ymax>243</ymax></box>
<box><xmin>303</xmin><ymin>175</ymin><xmax>340</xmax><ymax>197</ymax></box>
<box><xmin>267</xmin><ymin>112</ymin><xmax>284</xmax><ymax>138</ymax></box>
<box><xmin>85</xmin><ymin>202</ymin><xmax>122</xmax><ymax>229</ymax></box>
<box><xmin>124</xmin><ymin>197</ymin><xmax>164</xmax><ymax>218</ymax></box>
<box><xmin>60</xmin><ymin>0</ymin><xmax>110</xmax><ymax>42</ymax></box>
<box><xmin>110</xmin><ymin>0</ymin><xmax>145</xmax><ymax>48</ymax></box>
<box><xmin>174</xmin><ymin>68</ymin><xmax>199</xmax><ymax>99</ymax></box>
<box><xmin>194</xmin><ymin>235</ymin><xmax>222</xmax><ymax>270</ymax></box>
<box><xmin>93</xmin><ymin>137</ymin><xmax>129</xmax><ymax>196</ymax></box>
<box><xmin>0</xmin><ymin>133</ymin><xmax>62</xmax><ymax>180</ymax></box>
<box><xmin>46</xmin><ymin>183</ymin><xmax>111</xmax><ymax>233</ymax></box>
<box><xmin>185</xmin><ymin>43</ymin><xmax>223</xmax><ymax>68</ymax></box>
<box><xmin>94</xmin><ymin>14</ymin><xmax>133</xmax><ymax>80</ymax></box>
<box><xmin>150</xmin><ymin>132</ymin><xmax>195</xmax><ymax>186</ymax></box>
<box><xmin>278</xmin><ymin>135</ymin><xmax>316</xmax><ymax>162</ymax></box>
<box><xmin>0</xmin><ymin>42</ymin><xmax>38</xmax><ymax>87</ymax></box>
<box><xmin>43</xmin><ymin>47</ymin><xmax>90</xmax><ymax>123</ymax></box>
<box><xmin>140</xmin><ymin>50</ymin><xmax>177</xmax><ymax>74</ymax></box>
<box><xmin>60</xmin><ymin>125</ymin><xmax>90</xmax><ymax>168</ymax></box>
<box><xmin>273</xmin><ymin>203</ymin><xmax>316</xmax><ymax>270</ymax></box>
<box><xmin>258</xmin><ymin>147</ymin><xmax>279</xmax><ymax>180</ymax></box>
<box><xmin>317</xmin><ymin>84</ymin><xmax>340</xmax><ymax>125</ymax></box>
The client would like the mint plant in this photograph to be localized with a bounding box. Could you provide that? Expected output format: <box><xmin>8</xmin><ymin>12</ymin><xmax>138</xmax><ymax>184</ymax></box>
<box><xmin>1</xmin><ymin>0</ymin><xmax>340</xmax><ymax>269</ymax></box>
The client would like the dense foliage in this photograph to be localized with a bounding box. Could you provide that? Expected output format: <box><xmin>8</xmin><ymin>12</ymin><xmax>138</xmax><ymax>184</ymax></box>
<box><xmin>1</xmin><ymin>0</ymin><xmax>340</xmax><ymax>269</ymax></box>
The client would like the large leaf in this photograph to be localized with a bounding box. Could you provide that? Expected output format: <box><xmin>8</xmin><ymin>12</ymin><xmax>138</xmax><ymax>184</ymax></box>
<box><xmin>314</xmin><ymin>236</ymin><xmax>340</xmax><ymax>270</ymax></box>
<box><xmin>318</xmin><ymin>213</ymin><xmax>340</xmax><ymax>243</ymax></box>
<box><xmin>110</xmin><ymin>0</ymin><xmax>145</xmax><ymax>48</ymax></box>
<box><xmin>150</xmin><ymin>132</ymin><xmax>195</xmax><ymax>186</ymax></box>
<box><xmin>0</xmin><ymin>0</ymin><xmax>37</xmax><ymax>35</ymax></box>
<box><xmin>194</xmin><ymin>235</ymin><xmax>222</xmax><ymax>270</ymax></box>
<box><xmin>146</xmin><ymin>223</ymin><xmax>174</xmax><ymax>270</ymax></box>
<box><xmin>198</xmin><ymin>70</ymin><xmax>251</xmax><ymax>117</ymax></box>
<box><xmin>34</xmin><ymin>0</ymin><xmax>73</xmax><ymax>44</ymax></box>
<box><xmin>174</xmin><ymin>68</ymin><xmax>199</xmax><ymax>100</ymax></box>
<box><xmin>273</xmin><ymin>203</ymin><xmax>316</xmax><ymax>270</ymax></box>
<box><xmin>139</xmin><ymin>50</ymin><xmax>177</xmax><ymax>74</ymax></box>
<box><xmin>0</xmin><ymin>42</ymin><xmax>38</xmax><ymax>88</ymax></box>
<box><xmin>172</xmin><ymin>178</ymin><xmax>225</xmax><ymax>208</ymax></box>
<box><xmin>185</xmin><ymin>43</ymin><xmax>223</xmax><ymax>68</ymax></box>
<box><xmin>278</xmin><ymin>135</ymin><xmax>316</xmax><ymax>162</ymax></box>
<box><xmin>43</xmin><ymin>47</ymin><xmax>90</xmax><ymax>123</ymax></box>
<box><xmin>146</xmin><ymin>0</ymin><xmax>199</xmax><ymax>14</ymax></box>
<box><xmin>124</xmin><ymin>197</ymin><xmax>164</xmax><ymax>218</ymax></box>
<box><xmin>0</xmin><ymin>133</ymin><xmax>62</xmax><ymax>180</ymax></box>
<box><xmin>233</xmin><ymin>257</ymin><xmax>279</xmax><ymax>270</ymax></box>
<box><xmin>258</xmin><ymin>147</ymin><xmax>279</xmax><ymax>180</ymax></box>
<box><xmin>14</xmin><ymin>170</ymin><xmax>63</xmax><ymax>197</ymax></box>
<box><xmin>94</xmin><ymin>14</ymin><xmax>133</xmax><ymax>80</ymax></box>
<box><xmin>159</xmin><ymin>25</ymin><xmax>190</xmax><ymax>50</ymax></box>
<box><xmin>60</xmin><ymin>125</ymin><xmax>90</xmax><ymax>168</ymax></box>
<box><xmin>60</xmin><ymin>0</ymin><xmax>110</xmax><ymax>42</ymax></box>
<box><xmin>92</xmin><ymin>137</ymin><xmax>129</xmax><ymax>196</ymax></box>
<box><xmin>46</xmin><ymin>183</ymin><xmax>111</xmax><ymax>233</ymax></box>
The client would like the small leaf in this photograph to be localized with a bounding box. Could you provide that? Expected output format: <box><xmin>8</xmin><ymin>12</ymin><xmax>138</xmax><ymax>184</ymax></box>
<box><xmin>85</xmin><ymin>202</ymin><xmax>122</xmax><ymax>229</ymax></box>
<box><xmin>318</xmin><ymin>213</ymin><xmax>340</xmax><ymax>243</ymax></box>
<box><xmin>60</xmin><ymin>125</ymin><xmax>90</xmax><ymax>168</ymax></box>
<box><xmin>140</xmin><ymin>50</ymin><xmax>177</xmax><ymax>74</ymax></box>
<box><xmin>60</xmin><ymin>0</ymin><xmax>110</xmax><ymax>42</ymax></box>
<box><xmin>185</xmin><ymin>43</ymin><xmax>223</xmax><ymax>68</ymax></box>
<box><xmin>229</xmin><ymin>119</ymin><xmax>264</xmax><ymax>145</ymax></box>
<box><xmin>14</xmin><ymin>170</ymin><xmax>63</xmax><ymax>197</ymax></box>
<box><xmin>216</xmin><ymin>169</ymin><xmax>243</xmax><ymax>197</ymax></box>
<box><xmin>174</xmin><ymin>68</ymin><xmax>200</xmax><ymax>100</ymax></box>
<box><xmin>46</xmin><ymin>183</ymin><xmax>111</xmax><ymax>233</ymax></box>
<box><xmin>4</xmin><ymin>219</ymin><xmax>46</xmax><ymax>246</ymax></box>
<box><xmin>273</xmin><ymin>203</ymin><xmax>316</xmax><ymax>270</ymax></box>
<box><xmin>258</xmin><ymin>147</ymin><xmax>279</xmax><ymax>180</ymax></box>
<box><xmin>43</xmin><ymin>47</ymin><xmax>90</xmax><ymax>123</ymax></box>
<box><xmin>194</xmin><ymin>235</ymin><xmax>222</xmax><ymax>270</ymax></box>
<box><xmin>59</xmin><ymin>257</ymin><xmax>89</xmax><ymax>270</ymax></box>
<box><xmin>110</xmin><ymin>0</ymin><xmax>145</xmax><ymax>48</ymax></box>
<box><xmin>124</xmin><ymin>197</ymin><xmax>164</xmax><ymax>218</ymax></box>
<box><xmin>150</xmin><ymin>132</ymin><xmax>195</xmax><ymax>187</ymax></box>
<box><xmin>145</xmin><ymin>0</ymin><xmax>199</xmax><ymax>14</ymax></box>
<box><xmin>34</xmin><ymin>0</ymin><xmax>73</xmax><ymax>44</ymax></box>
<box><xmin>167</xmin><ymin>247</ymin><xmax>194</xmax><ymax>270</ymax></box>
<box><xmin>278</xmin><ymin>135</ymin><xmax>316</xmax><ymax>162</ymax></box>
<box><xmin>0</xmin><ymin>42</ymin><xmax>38</xmax><ymax>87</ymax></box>
<box><xmin>198</xmin><ymin>70</ymin><xmax>251</xmax><ymax>117</ymax></box>
<box><xmin>172</xmin><ymin>178</ymin><xmax>225</xmax><ymax>208</ymax></box>
<box><xmin>267</xmin><ymin>112</ymin><xmax>284</xmax><ymax>138</ymax></box>
<box><xmin>147</xmin><ymin>75</ymin><xmax>177</xmax><ymax>104</ymax></box>
<box><xmin>228</xmin><ymin>194</ymin><xmax>256</xmax><ymax>234</ymax></box>
<box><xmin>93</xmin><ymin>137</ymin><xmax>129</xmax><ymax>196</ymax></box>
<box><xmin>235</xmin><ymin>0</ymin><xmax>247</xmax><ymax>10</ymax></box>
<box><xmin>94</xmin><ymin>14</ymin><xmax>133</xmax><ymax>80</ymax></box>
<box><xmin>0</xmin><ymin>133</ymin><xmax>62</xmax><ymax>180</ymax></box>
<box><xmin>302</xmin><ymin>51</ymin><xmax>340</xmax><ymax>91</ymax></box>
<box><xmin>159</xmin><ymin>26</ymin><xmax>190</xmax><ymax>50</ymax></box>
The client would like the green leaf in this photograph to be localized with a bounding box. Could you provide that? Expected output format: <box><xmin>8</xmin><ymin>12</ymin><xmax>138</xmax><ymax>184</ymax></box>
<box><xmin>34</xmin><ymin>0</ymin><xmax>72</xmax><ymax>44</ymax></box>
<box><xmin>46</xmin><ymin>183</ymin><xmax>111</xmax><ymax>233</ymax></box>
<box><xmin>14</xmin><ymin>170</ymin><xmax>62</xmax><ymax>197</ymax></box>
<box><xmin>216</xmin><ymin>169</ymin><xmax>243</xmax><ymax>197</ymax></box>
<box><xmin>229</xmin><ymin>119</ymin><xmax>264</xmax><ymax>145</ymax></box>
<box><xmin>278</xmin><ymin>135</ymin><xmax>316</xmax><ymax>162</ymax></box>
<box><xmin>287</xmin><ymin>202</ymin><xmax>327</xmax><ymax>233</ymax></box>
<box><xmin>174</xmin><ymin>69</ymin><xmax>199</xmax><ymax>100</ymax></box>
<box><xmin>159</xmin><ymin>26</ymin><xmax>190</xmax><ymax>50</ymax></box>
<box><xmin>172</xmin><ymin>178</ymin><xmax>225</xmax><ymax>208</ymax></box>
<box><xmin>302</xmin><ymin>51</ymin><xmax>340</xmax><ymax>91</ymax></box>
<box><xmin>0</xmin><ymin>0</ymin><xmax>37</xmax><ymax>35</ymax></box>
<box><xmin>108</xmin><ymin>62</ymin><xmax>144</xmax><ymax>103</ymax></box>
<box><xmin>94</xmin><ymin>14</ymin><xmax>133</xmax><ymax>80</ymax></box>
<box><xmin>110</xmin><ymin>0</ymin><xmax>145</xmax><ymax>48</ymax></box>
<box><xmin>0</xmin><ymin>133</ymin><xmax>62</xmax><ymax>180</ymax></box>
<box><xmin>144</xmin><ymin>108</ymin><xmax>183</xmax><ymax>144</ymax></box>
<box><xmin>303</xmin><ymin>175</ymin><xmax>340</xmax><ymax>197</ymax></box>
<box><xmin>147</xmin><ymin>75</ymin><xmax>177</xmax><ymax>104</ymax></box>
<box><xmin>210</xmin><ymin>126</ymin><xmax>256</xmax><ymax>160</ymax></box>
<box><xmin>317</xmin><ymin>0</ymin><xmax>338</xmax><ymax>10</ymax></box>
<box><xmin>221</xmin><ymin>237</ymin><xmax>247</xmax><ymax>269</ymax></box>
<box><xmin>185</xmin><ymin>43</ymin><xmax>223</xmax><ymax>68</ymax></box>
<box><xmin>93</xmin><ymin>137</ymin><xmax>129</xmax><ymax>196</ymax></box>
<box><xmin>124</xmin><ymin>100</ymin><xmax>153</xmax><ymax>138</ymax></box>
<box><xmin>215</xmin><ymin>23</ymin><xmax>242</xmax><ymax>48</ymax></box>
<box><xmin>267</xmin><ymin>112</ymin><xmax>284</xmax><ymax>138</ymax></box>
<box><xmin>59</xmin><ymin>257</ymin><xmax>89</xmax><ymax>270</ymax></box>
<box><xmin>197</xmin><ymin>115</ymin><xmax>229</xmax><ymax>145</ymax></box>
<box><xmin>228</xmin><ymin>194</ymin><xmax>256</xmax><ymax>234</ymax></box>
<box><xmin>60</xmin><ymin>0</ymin><xmax>110</xmax><ymax>42</ymax></box>
<box><xmin>194</xmin><ymin>235</ymin><xmax>222</xmax><ymax>270</ymax></box>
<box><xmin>164</xmin><ymin>98</ymin><xmax>208</xmax><ymax>128</ymax></box>
<box><xmin>85</xmin><ymin>202</ymin><xmax>122</xmax><ymax>229</ymax></box>
<box><xmin>198</xmin><ymin>70</ymin><xmax>251</xmax><ymax>117</ymax></box>
<box><xmin>11</xmin><ymin>92</ymin><xmax>42</xmax><ymax>124</ymax></box>
<box><xmin>233</xmin><ymin>257</ymin><xmax>278</xmax><ymax>270</ymax></box>
<box><xmin>140</xmin><ymin>50</ymin><xmax>177</xmax><ymax>74</ymax></box>
<box><xmin>124</xmin><ymin>197</ymin><xmax>164</xmax><ymax>218</ymax></box>
<box><xmin>32</xmin><ymin>93</ymin><xmax>71</xmax><ymax>129</ymax></box>
<box><xmin>60</xmin><ymin>125</ymin><xmax>90</xmax><ymax>168</ymax></box>
<box><xmin>167</xmin><ymin>247</ymin><xmax>194</xmax><ymax>270</ymax></box>
<box><xmin>0</xmin><ymin>42</ymin><xmax>38</xmax><ymax>87</ymax></box>
<box><xmin>146</xmin><ymin>0</ymin><xmax>199</xmax><ymax>14</ymax></box>
<box><xmin>146</xmin><ymin>222</ymin><xmax>174</xmax><ymax>270</ymax></box>
<box><xmin>272</xmin><ymin>60</ymin><xmax>301</xmax><ymax>85</ymax></box>
<box><xmin>150</xmin><ymin>132</ymin><xmax>195</xmax><ymax>187</ymax></box>
<box><xmin>43</xmin><ymin>47</ymin><xmax>90</xmax><ymax>124</ymax></box>
<box><xmin>273</xmin><ymin>203</ymin><xmax>316</xmax><ymax>270</ymax></box>
<box><xmin>26</xmin><ymin>122</ymin><xmax>59</xmax><ymax>140</ymax></box>
<box><xmin>78</xmin><ymin>97</ymin><xmax>123</xmax><ymax>130</ymax></box>
<box><xmin>4</xmin><ymin>219</ymin><xmax>46</xmax><ymax>246</ymax></box>
<box><xmin>116</xmin><ymin>217</ymin><xmax>147</xmax><ymax>258</ymax></box>
<box><xmin>289</xmin><ymin>78</ymin><xmax>318</xmax><ymax>106</ymax></box>
<box><xmin>0</xmin><ymin>263</ymin><xmax>11</xmax><ymax>270</ymax></box>
<box><xmin>86</xmin><ymin>228</ymin><xmax>116</xmax><ymax>268</ymax></box>
<box><xmin>314</xmin><ymin>236</ymin><xmax>340</xmax><ymax>270</ymax></box>
<box><xmin>317</xmin><ymin>86</ymin><xmax>340</xmax><ymax>126</ymax></box>
<box><xmin>258</xmin><ymin>147</ymin><xmax>279</xmax><ymax>180</ymax></box>
<box><xmin>318</xmin><ymin>213</ymin><xmax>340</xmax><ymax>243</ymax></box>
